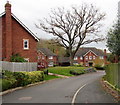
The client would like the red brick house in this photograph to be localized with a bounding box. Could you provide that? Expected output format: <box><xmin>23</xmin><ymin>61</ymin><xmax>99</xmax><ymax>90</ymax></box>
<box><xmin>37</xmin><ymin>48</ymin><xmax>58</xmax><ymax>67</ymax></box>
<box><xmin>73</xmin><ymin>47</ymin><xmax>107</xmax><ymax>66</ymax></box>
<box><xmin>0</xmin><ymin>2</ymin><xmax>39</xmax><ymax>62</ymax></box>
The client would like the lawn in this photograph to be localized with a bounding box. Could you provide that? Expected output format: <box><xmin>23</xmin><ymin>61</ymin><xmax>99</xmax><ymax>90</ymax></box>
<box><xmin>46</xmin><ymin>66</ymin><xmax>88</xmax><ymax>76</ymax></box>
<box><xmin>44</xmin><ymin>75</ymin><xmax>61</xmax><ymax>80</ymax></box>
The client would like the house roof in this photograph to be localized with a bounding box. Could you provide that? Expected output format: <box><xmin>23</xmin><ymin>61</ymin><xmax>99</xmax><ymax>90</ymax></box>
<box><xmin>38</xmin><ymin>48</ymin><xmax>57</xmax><ymax>56</ymax></box>
<box><xmin>75</xmin><ymin>47</ymin><xmax>104</xmax><ymax>57</ymax></box>
<box><xmin>0</xmin><ymin>12</ymin><xmax>40</xmax><ymax>41</ymax></box>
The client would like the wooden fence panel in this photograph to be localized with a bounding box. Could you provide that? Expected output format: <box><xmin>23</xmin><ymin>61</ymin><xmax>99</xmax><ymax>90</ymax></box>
<box><xmin>0</xmin><ymin>61</ymin><xmax>37</xmax><ymax>72</ymax></box>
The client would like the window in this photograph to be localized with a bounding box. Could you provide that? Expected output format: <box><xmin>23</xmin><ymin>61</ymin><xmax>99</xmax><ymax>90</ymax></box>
<box><xmin>80</xmin><ymin>56</ymin><xmax>83</xmax><ymax>60</ymax></box>
<box><xmin>42</xmin><ymin>56</ymin><xmax>45</xmax><ymax>59</ymax></box>
<box><xmin>48</xmin><ymin>62</ymin><xmax>54</xmax><ymax>67</ymax></box>
<box><xmin>24</xmin><ymin>58</ymin><xmax>29</xmax><ymax>62</ymax></box>
<box><xmin>49</xmin><ymin>56</ymin><xmax>53</xmax><ymax>59</ymax></box>
<box><xmin>85</xmin><ymin>56</ymin><xmax>88</xmax><ymax>60</ymax></box>
<box><xmin>89</xmin><ymin>56</ymin><xmax>92</xmax><ymax>60</ymax></box>
<box><xmin>23</xmin><ymin>39</ymin><xmax>29</xmax><ymax>49</ymax></box>
<box><xmin>93</xmin><ymin>56</ymin><xmax>96</xmax><ymax>59</ymax></box>
<box><xmin>74</xmin><ymin>56</ymin><xmax>78</xmax><ymax>60</ymax></box>
<box><xmin>100</xmin><ymin>56</ymin><xmax>104</xmax><ymax>59</ymax></box>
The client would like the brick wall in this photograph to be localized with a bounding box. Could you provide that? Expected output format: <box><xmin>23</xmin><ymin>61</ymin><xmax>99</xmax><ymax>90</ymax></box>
<box><xmin>1</xmin><ymin>2</ymin><xmax>38</xmax><ymax>62</ymax></box>
<box><xmin>11</xmin><ymin>17</ymin><xmax>37</xmax><ymax>62</ymax></box>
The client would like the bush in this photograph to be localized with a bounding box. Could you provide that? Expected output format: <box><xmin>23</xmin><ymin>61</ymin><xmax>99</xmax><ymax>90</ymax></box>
<box><xmin>94</xmin><ymin>64</ymin><xmax>105</xmax><ymax>70</ymax></box>
<box><xmin>2</xmin><ymin>70</ymin><xmax>17</xmax><ymax>90</ymax></box>
<box><xmin>1</xmin><ymin>70</ymin><xmax>45</xmax><ymax>91</ymax></box>
<box><xmin>13</xmin><ymin>71</ymin><xmax>44</xmax><ymax>86</ymax></box>
<box><xmin>73</xmin><ymin>64</ymin><xmax>82</xmax><ymax>67</ymax></box>
<box><xmin>70</xmin><ymin>69</ymin><xmax>85</xmax><ymax>75</ymax></box>
<box><xmin>84</xmin><ymin>68</ymin><xmax>96</xmax><ymax>73</ymax></box>
<box><xmin>2</xmin><ymin>79</ymin><xmax>16</xmax><ymax>91</ymax></box>
<box><xmin>44</xmin><ymin>69</ymin><xmax>48</xmax><ymax>75</ymax></box>
<box><xmin>70</xmin><ymin>68</ymin><xmax>96</xmax><ymax>75</ymax></box>
<box><xmin>10</xmin><ymin>53</ymin><xmax>27</xmax><ymax>62</ymax></box>
<box><xmin>13</xmin><ymin>72</ymin><xmax>29</xmax><ymax>86</ymax></box>
<box><xmin>23</xmin><ymin>71</ymin><xmax>44</xmax><ymax>83</ymax></box>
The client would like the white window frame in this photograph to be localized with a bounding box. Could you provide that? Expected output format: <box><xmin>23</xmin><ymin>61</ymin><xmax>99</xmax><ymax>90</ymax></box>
<box><xmin>85</xmin><ymin>56</ymin><xmax>88</xmax><ymax>60</ymax></box>
<box><xmin>23</xmin><ymin>39</ymin><xmax>29</xmax><ymax>50</ymax></box>
<box><xmin>93</xmin><ymin>56</ymin><xmax>96</xmax><ymax>59</ymax></box>
<box><xmin>49</xmin><ymin>56</ymin><xmax>53</xmax><ymax>59</ymax></box>
<box><xmin>80</xmin><ymin>56</ymin><xmax>83</xmax><ymax>60</ymax></box>
<box><xmin>89</xmin><ymin>56</ymin><xmax>92</xmax><ymax>60</ymax></box>
<box><xmin>48</xmin><ymin>62</ymin><xmax>54</xmax><ymax>67</ymax></box>
<box><xmin>74</xmin><ymin>56</ymin><xmax>78</xmax><ymax>60</ymax></box>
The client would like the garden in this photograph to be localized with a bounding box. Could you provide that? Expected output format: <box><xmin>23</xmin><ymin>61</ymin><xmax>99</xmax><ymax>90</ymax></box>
<box><xmin>1</xmin><ymin>66</ymin><xmax>96</xmax><ymax>92</ymax></box>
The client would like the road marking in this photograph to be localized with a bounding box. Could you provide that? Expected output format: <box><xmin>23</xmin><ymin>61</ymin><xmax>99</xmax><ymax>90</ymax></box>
<box><xmin>71</xmin><ymin>84</ymin><xmax>86</xmax><ymax>105</ymax></box>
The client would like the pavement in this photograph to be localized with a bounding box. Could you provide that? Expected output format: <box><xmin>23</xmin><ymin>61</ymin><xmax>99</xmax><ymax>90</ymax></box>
<box><xmin>2</xmin><ymin>71</ymin><xmax>116</xmax><ymax>104</ymax></box>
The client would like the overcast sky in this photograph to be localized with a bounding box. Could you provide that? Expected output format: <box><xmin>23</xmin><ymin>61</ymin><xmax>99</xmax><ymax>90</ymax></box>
<box><xmin>0</xmin><ymin>0</ymin><xmax>120</xmax><ymax>51</ymax></box>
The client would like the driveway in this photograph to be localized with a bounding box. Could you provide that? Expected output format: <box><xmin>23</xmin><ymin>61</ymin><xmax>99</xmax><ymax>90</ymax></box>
<box><xmin>2</xmin><ymin>71</ymin><xmax>116</xmax><ymax>103</ymax></box>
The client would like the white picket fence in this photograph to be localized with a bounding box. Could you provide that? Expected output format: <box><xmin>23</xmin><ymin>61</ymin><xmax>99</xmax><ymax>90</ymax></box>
<box><xmin>0</xmin><ymin>61</ymin><xmax>37</xmax><ymax>72</ymax></box>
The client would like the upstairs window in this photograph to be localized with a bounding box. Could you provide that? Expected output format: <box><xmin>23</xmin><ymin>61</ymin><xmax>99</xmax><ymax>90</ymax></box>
<box><xmin>89</xmin><ymin>56</ymin><xmax>92</xmax><ymax>60</ymax></box>
<box><xmin>85</xmin><ymin>56</ymin><xmax>88</xmax><ymax>60</ymax></box>
<box><xmin>80</xmin><ymin>56</ymin><xmax>83</xmax><ymax>60</ymax></box>
<box><xmin>93</xmin><ymin>56</ymin><xmax>96</xmax><ymax>59</ymax></box>
<box><xmin>49</xmin><ymin>56</ymin><xmax>53</xmax><ymax>59</ymax></box>
<box><xmin>23</xmin><ymin>39</ymin><xmax>29</xmax><ymax>49</ymax></box>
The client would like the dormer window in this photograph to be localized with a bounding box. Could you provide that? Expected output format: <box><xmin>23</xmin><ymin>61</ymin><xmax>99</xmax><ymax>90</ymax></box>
<box><xmin>23</xmin><ymin>39</ymin><xmax>29</xmax><ymax>50</ymax></box>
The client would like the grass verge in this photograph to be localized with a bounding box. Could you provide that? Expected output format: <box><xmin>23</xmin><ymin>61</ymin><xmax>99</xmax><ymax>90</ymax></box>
<box><xmin>45</xmin><ymin>66</ymin><xmax>88</xmax><ymax>76</ymax></box>
<box><xmin>44</xmin><ymin>75</ymin><xmax>61</xmax><ymax>80</ymax></box>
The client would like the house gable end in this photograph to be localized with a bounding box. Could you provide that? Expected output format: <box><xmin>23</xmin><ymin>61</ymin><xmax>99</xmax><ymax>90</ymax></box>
<box><xmin>83</xmin><ymin>50</ymin><xmax>98</xmax><ymax>57</ymax></box>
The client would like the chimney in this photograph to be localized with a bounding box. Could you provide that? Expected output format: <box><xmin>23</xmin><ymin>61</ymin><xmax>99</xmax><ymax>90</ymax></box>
<box><xmin>104</xmin><ymin>49</ymin><xmax>107</xmax><ymax>64</ymax></box>
<box><xmin>5</xmin><ymin>1</ymin><xmax>12</xmax><ymax>61</ymax></box>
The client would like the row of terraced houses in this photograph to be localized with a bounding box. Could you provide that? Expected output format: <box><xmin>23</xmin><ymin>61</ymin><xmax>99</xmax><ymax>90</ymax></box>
<box><xmin>0</xmin><ymin>2</ymin><xmax>107</xmax><ymax>67</ymax></box>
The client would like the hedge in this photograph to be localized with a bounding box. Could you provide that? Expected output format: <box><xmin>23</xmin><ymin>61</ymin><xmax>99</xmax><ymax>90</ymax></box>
<box><xmin>70</xmin><ymin>68</ymin><xmax>96</xmax><ymax>75</ymax></box>
<box><xmin>104</xmin><ymin>63</ymin><xmax>120</xmax><ymax>90</ymax></box>
<box><xmin>1</xmin><ymin>70</ymin><xmax>44</xmax><ymax>91</ymax></box>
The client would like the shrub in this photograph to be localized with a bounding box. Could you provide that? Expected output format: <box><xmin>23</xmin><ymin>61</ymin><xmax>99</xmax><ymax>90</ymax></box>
<box><xmin>94</xmin><ymin>64</ymin><xmax>105</xmax><ymax>70</ymax></box>
<box><xmin>2</xmin><ymin>70</ymin><xmax>17</xmax><ymax>90</ymax></box>
<box><xmin>1</xmin><ymin>70</ymin><xmax>45</xmax><ymax>91</ymax></box>
<box><xmin>70</xmin><ymin>69</ymin><xmax>85</xmax><ymax>75</ymax></box>
<box><xmin>13</xmin><ymin>71</ymin><xmax>44</xmax><ymax>86</ymax></box>
<box><xmin>73</xmin><ymin>64</ymin><xmax>82</xmax><ymax>67</ymax></box>
<box><xmin>13</xmin><ymin>72</ymin><xmax>29</xmax><ymax>86</ymax></box>
<box><xmin>23</xmin><ymin>71</ymin><xmax>44</xmax><ymax>84</ymax></box>
<box><xmin>10</xmin><ymin>53</ymin><xmax>27</xmax><ymax>62</ymax></box>
<box><xmin>44</xmin><ymin>69</ymin><xmax>48</xmax><ymax>75</ymax></box>
<box><xmin>2</xmin><ymin>79</ymin><xmax>16</xmax><ymax>91</ymax></box>
<box><xmin>84</xmin><ymin>68</ymin><xmax>96</xmax><ymax>73</ymax></box>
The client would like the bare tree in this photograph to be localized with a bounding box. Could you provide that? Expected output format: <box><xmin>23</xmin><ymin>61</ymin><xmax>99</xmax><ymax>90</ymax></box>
<box><xmin>36</xmin><ymin>4</ymin><xmax>106</xmax><ymax>65</ymax></box>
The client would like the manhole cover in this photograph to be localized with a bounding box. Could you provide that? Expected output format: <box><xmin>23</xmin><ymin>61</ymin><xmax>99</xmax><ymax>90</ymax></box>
<box><xmin>18</xmin><ymin>97</ymin><xmax>32</xmax><ymax>101</ymax></box>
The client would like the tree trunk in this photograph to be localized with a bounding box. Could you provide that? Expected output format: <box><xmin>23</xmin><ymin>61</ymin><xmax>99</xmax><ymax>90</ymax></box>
<box><xmin>69</xmin><ymin>51</ymin><xmax>74</xmax><ymax>66</ymax></box>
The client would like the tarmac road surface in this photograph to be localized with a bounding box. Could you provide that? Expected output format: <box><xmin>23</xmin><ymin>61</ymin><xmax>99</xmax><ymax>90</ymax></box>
<box><xmin>2</xmin><ymin>71</ymin><xmax>116</xmax><ymax>104</ymax></box>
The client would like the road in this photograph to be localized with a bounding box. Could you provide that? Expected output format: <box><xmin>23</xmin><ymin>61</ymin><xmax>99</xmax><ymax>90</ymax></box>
<box><xmin>2</xmin><ymin>71</ymin><xmax>116</xmax><ymax>103</ymax></box>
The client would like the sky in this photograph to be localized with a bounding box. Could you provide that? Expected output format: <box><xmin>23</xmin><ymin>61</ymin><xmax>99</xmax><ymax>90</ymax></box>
<box><xmin>0</xmin><ymin>0</ymin><xmax>120</xmax><ymax>51</ymax></box>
